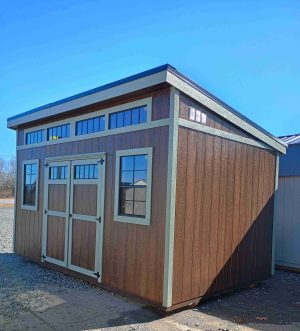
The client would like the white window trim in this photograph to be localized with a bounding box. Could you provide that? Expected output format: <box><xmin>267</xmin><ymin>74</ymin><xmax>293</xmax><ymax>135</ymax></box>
<box><xmin>21</xmin><ymin>159</ymin><xmax>39</xmax><ymax>211</ymax></box>
<box><xmin>23</xmin><ymin>97</ymin><xmax>152</xmax><ymax>147</ymax></box>
<box><xmin>114</xmin><ymin>147</ymin><xmax>153</xmax><ymax>226</ymax></box>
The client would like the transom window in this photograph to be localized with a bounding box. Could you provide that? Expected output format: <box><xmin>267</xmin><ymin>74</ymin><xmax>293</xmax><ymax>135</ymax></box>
<box><xmin>189</xmin><ymin>107</ymin><xmax>207</xmax><ymax>124</ymax></box>
<box><xmin>74</xmin><ymin>164</ymin><xmax>98</xmax><ymax>179</ymax></box>
<box><xmin>76</xmin><ymin>116</ymin><xmax>105</xmax><ymax>136</ymax></box>
<box><xmin>47</xmin><ymin>124</ymin><xmax>70</xmax><ymax>141</ymax></box>
<box><xmin>23</xmin><ymin>162</ymin><xmax>38</xmax><ymax>207</ymax></box>
<box><xmin>49</xmin><ymin>166</ymin><xmax>67</xmax><ymax>180</ymax></box>
<box><xmin>109</xmin><ymin>106</ymin><xmax>147</xmax><ymax>130</ymax></box>
<box><xmin>26</xmin><ymin>130</ymin><xmax>44</xmax><ymax>145</ymax></box>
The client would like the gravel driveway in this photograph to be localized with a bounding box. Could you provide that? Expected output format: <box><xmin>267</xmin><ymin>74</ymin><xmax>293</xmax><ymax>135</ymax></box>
<box><xmin>0</xmin><ymin>205</ymin><xmax>300</xmax><ymax>331</ymax></box>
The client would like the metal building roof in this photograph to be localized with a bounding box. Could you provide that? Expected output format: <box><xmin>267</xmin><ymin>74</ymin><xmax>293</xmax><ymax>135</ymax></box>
<box><xmin>280</xmin><ymin>134</ymin><xmax>300</xmax><ymax>145</ymax></box>
<box><xmin>279</xmin><ymin>134</ymin><xmax>300</xmax><ymax>177</ymax></box>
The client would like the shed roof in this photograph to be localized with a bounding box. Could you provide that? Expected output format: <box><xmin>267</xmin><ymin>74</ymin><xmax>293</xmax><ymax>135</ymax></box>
<box><xmin>7</xmin><ymin>64</ymin><xmax>286</xmax><ymax>154</ymax></box>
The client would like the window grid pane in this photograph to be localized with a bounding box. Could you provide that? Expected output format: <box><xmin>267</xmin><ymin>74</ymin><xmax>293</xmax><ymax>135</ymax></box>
<box><xmin>109</xmin><ymin>105</ymin><xmax>147</xmax><ymax>130</ymax></box>
<box><xmin>26</xmin><ymin>129</ymin><xmax>45</xmax><ymax>145</ymax></box>
<box><xmin>75</xmin><ymin>116</ymin><xmax>105</xmax><ymax>136</ymax></box>
<box><xmin>49</xmin><ymin>166</ymin><xmax>67</xmax><ymax>180</ymax></box>
<box><xmin>23</xmin><ymin>163</ymin><xmax>37</xmax><ymax>206</ymax></box>
<box><xmin>74</xmin><ymin>164</ymin><xmax>98</xmax><ymax>179</ymax></box>
<box><xmin>47</xmin><ymin>124</ymin><xmax>70</xmax><ymax>140</ymax></box>
<box><xmin>119</xmin><ymin>154</ymin><xmax>147</xmax><ymax>218</ymax></box>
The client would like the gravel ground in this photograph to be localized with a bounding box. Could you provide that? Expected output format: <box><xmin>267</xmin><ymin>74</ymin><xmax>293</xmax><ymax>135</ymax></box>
<box><xmin>1</xmin><ymin>206</ymin><xmax>300</xmax><ymax>331</ymax></box>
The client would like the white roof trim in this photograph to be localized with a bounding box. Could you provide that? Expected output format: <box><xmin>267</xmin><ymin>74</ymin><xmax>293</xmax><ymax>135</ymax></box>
<box><xmin>7</xmin><ymin>70</ymin><xmax>168</xmax><ymax>129</ymax></box>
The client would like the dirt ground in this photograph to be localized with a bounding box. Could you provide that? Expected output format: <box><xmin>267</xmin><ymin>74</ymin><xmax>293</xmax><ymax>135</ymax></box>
<box><xmin>0</xmin><ymin>202</ymin><xmax>299</xmax><ymax>331</ymax></box>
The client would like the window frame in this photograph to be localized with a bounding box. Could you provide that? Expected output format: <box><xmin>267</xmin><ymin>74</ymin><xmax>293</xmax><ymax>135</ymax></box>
<box><xmin>114</xmin><ymin>147</ymin><xmax>152</xmax><ymax>226</ymax></box>
<box><xmin>21</xmin><ymin>159</ymin><xmax>39</xmax><ymax>211</ymax></box>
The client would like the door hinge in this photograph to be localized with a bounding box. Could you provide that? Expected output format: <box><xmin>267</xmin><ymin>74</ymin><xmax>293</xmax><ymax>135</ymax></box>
<box><xmin>93</xmin><ymin>271</ymin><xmax>100</xmax><ymax>279</ymax></box>
<box><xmin>44</xmin><ymin>162</ymin><xmax>49</xmax><ymax>168</ymax></box>
<box><xmin>41</xmin><ymin>254</ymin><xmax>47</xmax><ymax>260</ymax></box>
<box><xmin>95</xmin><ymin>216</ymin><xmax>101</xmax><ymax>223</ymax></box>
<box><xmin>98</xmin><ymin>158</ymin><xmax>105</xmax><ymax>165</ymax></box>
<box><xmin>44</xmin><ymin>209</ymin><xmax>47</xmax><ymax>214</ymax></box>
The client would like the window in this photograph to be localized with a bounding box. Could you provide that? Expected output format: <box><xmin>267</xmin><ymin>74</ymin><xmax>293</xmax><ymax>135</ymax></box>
<box><xmin>109</xmin><ymin>106</ymin><xmax>147</xmax><ymax>129</ymax></box>
<box><xmin>76</xmin><ymin>116</ymin><xmax>105</xmax><ymax>136</ymax></box>
<box><xmin>22</xmin><ymin>160</ymin><xmax>39</xmax><ymax>210</ymax></box>
<box><xmin>189</xmin><ymin>107</ymin><xmax>207</xmax><ymax>124</ymax></box>
<box><xmin>114</xmin><ymin>148</ymin><xmax>152</xmax><ymax>225</ymax></box>
<box><xmin>26</xmin><ymin>130</ymin><xmax>44</xmax><ymax>145</ymax></box>
<box><xmin>49</xmin><ymin>166</ymin><xmax>67</xmax><ymax>180</ymax></box>
<box><xmin>47</xmin><ymin>124</ymin><xmax>70</xmax><ymax>141</ymax></box>
<box><xmin>74</xmin><ymin>164</ymin><xmax>98</xmax><ymax>179</ymax></box>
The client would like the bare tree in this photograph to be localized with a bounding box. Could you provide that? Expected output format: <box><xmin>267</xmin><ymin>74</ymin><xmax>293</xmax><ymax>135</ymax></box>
<box><xmin>0</xmin><ymin>158</ymin><xmax>16</xmax><ymax>197</ymax></box>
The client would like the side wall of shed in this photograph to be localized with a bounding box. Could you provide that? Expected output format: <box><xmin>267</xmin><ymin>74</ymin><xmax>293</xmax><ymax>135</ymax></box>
<box><xmin>172</xmin><ymin>118</ymin><xmax>276</xmax><ymax>305</ymax></box>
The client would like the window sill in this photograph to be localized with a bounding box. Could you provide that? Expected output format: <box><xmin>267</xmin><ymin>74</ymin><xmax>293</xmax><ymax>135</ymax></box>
<box><xmin>21</xmin><ymin>204</ymin><xmax>38</xmax><ymax>211</ymax></box>
<box><xmin>114</xmin><ymin>214</ymin><xmax>150</xmax><ymax>226</ymax></box>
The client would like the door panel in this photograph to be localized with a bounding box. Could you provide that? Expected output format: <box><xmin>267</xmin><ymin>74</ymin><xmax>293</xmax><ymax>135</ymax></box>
<box><xmin>46</xmin><ymin>215</ymin><xmax>66</xmax><ymax>261</ymax></box>
<box><xmin>73</xmin><ymin>184</ymin><xmax>98</xmax><ymax>216</ymax></box>
<box><xmin>68</xmin><ymin>159</ymin><xmax>103</xmax><ymax>279</ymax></box>
<box><xmin>48</xmin><ymin>184</ymin><xmax>67</xmax><ymax>212</ymax></box>
<box><xmin>42</xmin><ymin>161</ymin><xmax>70</xmax><ymax>268</ymax></box>
<box><xmin>71</xmin><ymin>219</ymin><xmax>96</xmax><ymax>271</ymax></box>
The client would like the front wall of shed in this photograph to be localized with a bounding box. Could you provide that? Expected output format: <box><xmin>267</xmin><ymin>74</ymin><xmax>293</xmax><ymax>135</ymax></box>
<box><xmin>14</xmin><ymin>86</ymin><xmax>170</xmax><ymax>304</ymax></box>
<box><xmin>172</xmin><ymin>126</ymin><xmax>276</xmax><ymax>305</ymax></box>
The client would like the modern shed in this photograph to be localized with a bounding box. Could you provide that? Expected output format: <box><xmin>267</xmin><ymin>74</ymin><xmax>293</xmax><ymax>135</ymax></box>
<box><xmin>7</xmin><ymin>64</ymin><xmax>286</xmax><ymax>311</ymax></box>
<box><xmin>275</xmin><ymin>134</ymin><xmax>300</xmax><ymax>272</ymax></box>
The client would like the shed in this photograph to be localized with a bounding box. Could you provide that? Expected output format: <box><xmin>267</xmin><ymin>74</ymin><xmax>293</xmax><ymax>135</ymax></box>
<box><xmin>275</xmin><ymin>134</ymin><xmax>300</xmax><ymax>272</ymax></box>
<box><xmin>7</xmin><ymin>64</ymin><xmax>287</xmax><ymax>310</ymax></box>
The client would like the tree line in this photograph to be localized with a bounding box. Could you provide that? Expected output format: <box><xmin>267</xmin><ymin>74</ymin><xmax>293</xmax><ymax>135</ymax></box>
<box><xmin>0</xmin><ymin>158</ymin><xmax>16</xmax><ymax>198</ymax></box>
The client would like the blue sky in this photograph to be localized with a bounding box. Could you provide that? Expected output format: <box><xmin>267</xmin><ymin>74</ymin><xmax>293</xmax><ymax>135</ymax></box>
<box><xmin>1</xmin><ymin>0</ymin><xmax>299</xmax><ymax>158</ymax></box>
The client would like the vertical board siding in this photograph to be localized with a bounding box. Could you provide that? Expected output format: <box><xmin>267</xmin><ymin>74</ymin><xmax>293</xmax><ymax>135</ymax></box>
<box><xmin>15</xmin><ymin>125</ymin><xmax>169</xmax><ymax>304</ymax></box>
<box><xmin>48</xmin><ymin>184</ymin><xmax>67</xmax><ymax>212</ymax></box>
<box><xmin>71</xmin><ymin>219</ymin><xmax>96</xmax><ymax>271</ymax></box>
<box><xmin>46</xmin><ymin>215</ymin><xmax>66</xmax><ymax>261</ymax></box>
<box><xmin>275</xmin><ymin>176</ymin><xmax>300</xmax><ymax>269</ymax></box>
<box><xmin>172</xmin><ymin>127</ymin><xmax>276</xmax><ymax>305</ymax></box>
<box><xmin>73</xmin><ymin>184</ymin><xmax>98</xmax><ymax>216</ymax></box>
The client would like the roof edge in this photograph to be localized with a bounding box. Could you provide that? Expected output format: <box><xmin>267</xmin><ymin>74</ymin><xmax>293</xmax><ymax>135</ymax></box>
<box><xmin>7</xmin><ymin>64</ymin><xmax>175</xmax><ymax>123</ymax></box>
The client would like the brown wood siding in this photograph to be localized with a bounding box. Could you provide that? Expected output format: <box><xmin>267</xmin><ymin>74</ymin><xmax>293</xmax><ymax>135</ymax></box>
<box><xmin>172</xmin><ymin>127</ymin><xmax>276</xmax><ymax>305</ymax></box>
<box><xmin>15</xmin><ymin>125</ymin><xmax>168</xmax><ymax>304</ymax></box>
<box><xmin>71</xmin><ymin>219</ymin><xmax>96</xmax><ymax>270</ymax></box>
<box><xmin>17</xmin><ymin>128</ymin><xmax>24</xmax><ymax>145</ymax></box>
<box><xmin>17</xmin><ymin>86</ymin><xmax>170</xmax><ymax>145</ymax></box>
<box><xmin>73</xmin><ymin>184</ymin><xmax>97</xmax><ymax>216</ymax></box>
<box><xmin>179</xmin><ymin>93</ymin><xmax>256</xmax><ymax>139</ymax></box>
<box><xmin>46</xmin><ymin>215</ymin><xmax>65</xmax><ymax>261</ymax></box>
<box><xmin>48</xmin><ymin>184</ymin><xmax>67</xmax><ymax>212</ymax></box>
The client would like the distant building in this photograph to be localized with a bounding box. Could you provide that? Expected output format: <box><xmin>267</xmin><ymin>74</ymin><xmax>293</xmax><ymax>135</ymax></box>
<box><xmin>275</xmin><ymin>134</ymin><xmax>300</xmax><ymax>271</ymax></box>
